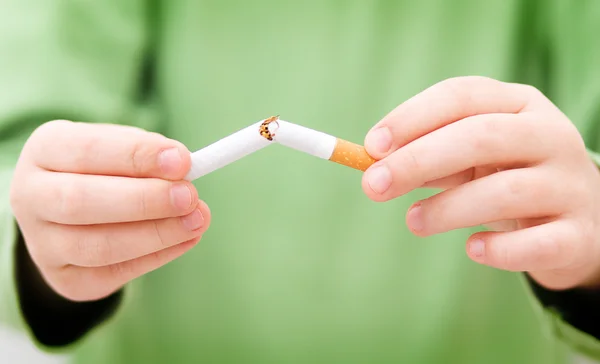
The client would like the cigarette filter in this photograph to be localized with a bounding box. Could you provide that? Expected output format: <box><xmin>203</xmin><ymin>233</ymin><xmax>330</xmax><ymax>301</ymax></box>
<box><xmin>265</xmin><ymin>118</ymin><xmax>377</xmax><ymax>172</ymax></box>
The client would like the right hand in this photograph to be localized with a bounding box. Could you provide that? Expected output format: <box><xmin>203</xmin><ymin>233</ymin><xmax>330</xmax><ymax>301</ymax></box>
<box><xmin>10</xmin><ymin>120</ymin><xmax>211</xmax><ymax>302</ymax></box>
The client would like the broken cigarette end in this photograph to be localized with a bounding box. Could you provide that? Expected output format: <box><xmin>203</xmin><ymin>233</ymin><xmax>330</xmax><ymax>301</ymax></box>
<box><xmin>258</xmin><ymin>115</ymin><xmax>280</xmax><ymax>141</ymax></box>
<box><xmin>329</xmin><ymin>138</ymin><xmax>377</xmax><ymax>171</ymax></box>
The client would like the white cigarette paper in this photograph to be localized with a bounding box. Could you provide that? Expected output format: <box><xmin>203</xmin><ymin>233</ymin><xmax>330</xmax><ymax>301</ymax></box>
<box><xmin>185</xmin><ymin>116</ymin><xmax>376</xmax><ymax>181</ymax></box>
<box><xmin>185</xmin><ymin>121</ymin><xmax>272</xmax><ymax>180</ymax></box>
<box><xmin>270</xmin><ymin>120</ymin><xmax>376</xmax><ymax>171</ymax></box>
<box><xmin>269</xmin><ymin>120</ymin><xmax>337</xmax><ymax>159</ymax></box>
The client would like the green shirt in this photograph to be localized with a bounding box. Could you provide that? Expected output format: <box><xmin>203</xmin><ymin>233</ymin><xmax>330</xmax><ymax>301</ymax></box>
<box><xmin>2</xmin><ymin>1</ymin><xmax>600</xmax><ymax>363</ymax></box>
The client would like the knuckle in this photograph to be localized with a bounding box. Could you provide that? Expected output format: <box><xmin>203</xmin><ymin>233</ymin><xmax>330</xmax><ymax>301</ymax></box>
<box><xmin>187</xmin><ymin>183</ymin><xmax>199</xmax><ymax>208</ymax></box>
<box><xmin>151</xmin><ymin>220</ymin><xmax>170</xmax><ymax>248</ymax></box>
<box><xmin>26</xmin><ymin>120</ymin><xmax>72</xmax><ymax>156</ymax></box>
<box><xmin>478</xmin><ymin>115</ymin><xmax>502</xmax><ymax>135</ymax></box>
<box><xmin>422</xmin><ymin>199</ymin><xmax>448</xmax><ymax>229</ymax></box>
<box><xmin>441</xmin><ymin>75</ymin><xmax>495</xmax><ymax>90</ymax></box>
<box><xmin>501</xmin><ymin>173</ymin><xmax>546</xmax><ymax>209</ymax></box>
<box><xmin>31</xmin><ymin>119</ymin><xmax>72</xmax><ymax>139</ymax></box>
<box><xmin>503</xmin><ymin>175</ymin><xmax>526</xmax><ymax>200</ymax></box>
<box><xmin>516</xmin><ymin>83</ymin><xmax>537</xmax><ymax>94</ymax></box>
<box><xmin>135</xmin><ymin>180</ymin><xmax>193</xmax><ymax>219</ymax></box>
<box><xmin>108</xmin><ymin>261</ymin><xmax>134</xmax><ymax>278</ymax></box>
<box><xmin>518</xmin><ymin>83</ymin><xmax>544</xmax><ymax>100</ymax></box>
<box><xmin>74</xmin><ymin>233</ymin><xmax>112</xmax><ymax>267</ymax></box>
<box><xmin>403</xmin><ymin>149</ymin><xmax>422</xmax><ymax>174</ymax></box>
<box><xmin>486</xmin><ymin>244</ymin><xmax>524</xmax><ymax>272</ymax></box>
<box><xmin>531</xmin><ymin>235</ymin><xmax>562</xmax><ymax>268</ymax></box>
<box><xmin>468</xmin><ymin>117</ymin><xmax>502</xmax><ymax>156</ymax></box>
<box><xmin>490</xmin><ymin>242</ymin><xmax>516</xmax><ymax>270</ymax></box>
<box><xmin>437</xmin><ymin>76</ymin><xmax>493</xmax><ymax>116</ymax></box>
<box><xmin>75</xmin><ymin>135</ymin><xmax>103</xmax><ymax>168</ymax></box>
<box><xmin>440</xmin><ymin>75</ymin><xmax>494</xmax><ymax>91</ymax></box>
<box><xmin>393</xmin><ymin>149</ymin><xmax>422</xmax><ymax>188</ymax></box>
<box><xmin>439</xmin><ymin>77</ymin><xmax>473</xmax><ymax>106</ymax></box>
<box><xmin>136</xmin><ymin>180</ymin><xmax>175</xmax><ymax>218</ymax></box>
<box><xmin>514</xmin><ymin>114</ymin><xmax>539</xmax><ymax>140</ymax></box>
<box><xmin>129</xmin><ymin>141</ymin><xmax>148</xmax><ymax>175</ymax></box>
<box><xmin>128</xmin><ymin>134</ymin><xmax>161</xmax><ymax>176</ymax></box>
<box><xmin>137</xmin><ymin>182</ymin><xmax>150</xmax><ymax>218</ymax></box>
<box><xmin>55</xmin><ymin>180</ymin><xmax>85</xmax><ymax>221</ymax></box>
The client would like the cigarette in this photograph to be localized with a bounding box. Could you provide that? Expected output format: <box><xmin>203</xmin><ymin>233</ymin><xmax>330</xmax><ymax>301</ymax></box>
<box><xmin>185</xmin><ymin>116</ymin><xmax>376</xmax><ymax>181</ymax></box>
<box><xmin>185</xmin><ymin>120</ymin><xmax>274</xmax><ymax>180</ymax></box>
<box><xmin>265</xmin><ymin>118</ymin><xmax>377</xmax><ymax>171</ymax></box>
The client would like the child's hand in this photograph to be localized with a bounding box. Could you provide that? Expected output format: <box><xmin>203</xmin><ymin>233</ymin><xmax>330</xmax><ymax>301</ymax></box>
<box><xmin>362</xmin><ymin>76</ymin><xmax>600</xmax><ymax>290</ymax></box>
<box><xmin>10</xmin><ymin>120</ymin><xmax>211</xmax><ymax>301</ymax></box>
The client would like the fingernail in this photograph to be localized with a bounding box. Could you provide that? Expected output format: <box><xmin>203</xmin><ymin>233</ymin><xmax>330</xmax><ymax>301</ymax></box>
<box><xmin>407</xmin><ymin>203</ymin><xmax>424</xmax><ymax>232</ymax></box>
<box><xmin>366</xmin><ymin>164</ymin><xmax>392</xmax><ymax>194</ymax></box>
<box><xmin>159</xmin><ymin>148</ymin><xmax>182</xmax><ymax>175</ymax></box>
<box><xmin>170</xmin><ymin>184</ymin><xmax>192</xmax><ymax>210</ymax></box>
<box><xmin>365</xmin><ymin>127</ymin><xmax>393</xmax><ymax>155</ymax></box>
<box><xmin>469</xmin><ymin>240</ymin><xmax>485</xmax><ymax>259</ymax></box>
<box><xmin>181</xmin><ymin>208</ymin><xmax>204</xmax><ymax>231</ymax></box>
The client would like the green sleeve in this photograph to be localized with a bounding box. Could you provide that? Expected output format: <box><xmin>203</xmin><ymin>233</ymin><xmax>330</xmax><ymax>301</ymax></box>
<box><xmin>521</xmin><ymin>267</ymin><xmax>600</xmax><ymax>360</ymax></box>
<box><xmin>0</xmin><ymin>0</ymin><xmax>158</xmax><ymax>352</ymax></box>
<box><xmin>588</xmin><ymin>150</ymin><xmax>600</xmax><ymax>167</ymax></box>
<box><xmin>520</xmin><ymin>0</ymin><xmax>600</xmax><ymax>360</ymax></box>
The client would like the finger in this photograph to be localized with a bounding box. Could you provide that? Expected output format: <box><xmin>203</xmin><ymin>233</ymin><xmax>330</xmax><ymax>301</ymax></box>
<box><xmin>364</xmin><ymin>76</ymin><xmax>549</xmax><ymax>159</ymax></box>
<box><xmin>362</xmin><ymin>112</ymin><xmax>557</xmax><ymax>201</ymax></box>
<box><xmin>28</xmin><ymin>120</ymin><xmax>191</xmax><ymax>180</ymax></box>
<box><xmin>420</xmin><ymin>169</ymin><xmax>475</xmax><ymax>190</ymax></box>
<box><xmin>53</xmin><ymin>236</ymin><xmax>201</xmax><ymax>302</ymax></box>
<box><xmin>94</xmin><ymin>236</ymin><xmax>201</xmax><ymax>301</ymax></box>
<box><xmin>405</xmin><ymin>167</ymin><xmax>569</xmax><ymax>236</ymax></box>
<box><xmin>52</xmin><ymin>201</ymin><xmax>211</xmax><ymax>267</ymax></box>
<box><xmin>31</xmin><ymin>170</ymin><xmax>198</xmax><ymax>224</ymax></box>
<box><xmin>421</xmin><ymin>166</ymin><xmax>503</xmax><ymax>190</ymax></box>
<box><xmin>465</xmin><ymin>220</ymin><xmax>579</xmax><ymax>272</ymax></box>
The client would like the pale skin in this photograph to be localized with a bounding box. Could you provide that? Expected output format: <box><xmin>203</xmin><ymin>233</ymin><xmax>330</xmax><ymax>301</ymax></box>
<box><xmin>9</xmin><ymin>76</ymin><xmax>600</xmax><ymax>303</ymax></box>
<box><xmin>10</xmin><ymin>121</ymin><xmax>212</xmax><ymax>302</ymax></box>
<box><xmin>362</xmin><ymin>76</ymin><xmax>600</xmax><ymax>291</ymax></box>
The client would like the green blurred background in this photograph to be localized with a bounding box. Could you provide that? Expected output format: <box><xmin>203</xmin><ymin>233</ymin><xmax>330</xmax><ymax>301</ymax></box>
<box><xmin>2</xmin><ymin>0</ymin><xmax>599</xmax><ymax>363</ymax></box>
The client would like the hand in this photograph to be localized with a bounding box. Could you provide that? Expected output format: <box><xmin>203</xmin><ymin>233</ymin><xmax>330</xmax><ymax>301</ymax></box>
<box><xmin>362</xmin><ymin>76</ymin><xmax>600</xmax><ymax>290</ymax></box>
<box><xmin>10</xmin><ymin>120</ymin><xmax>211</xmax><ymax>302</ymax></box>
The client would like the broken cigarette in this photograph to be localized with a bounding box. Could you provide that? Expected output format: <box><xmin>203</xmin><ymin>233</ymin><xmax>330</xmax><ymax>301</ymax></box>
<box><xmin>185</xmin><ymin>116</ymin><xmax>376</xmax><ymax>181</ymax></box>
<box><xmin>263</xmin><ymin>117</ymin><xmax>377</xmax><ymax>171</ymax></box>
<box><xmin>185</xmin><ymin>120</ymin><xmax>273</xmax><ymax>180</ymax></box>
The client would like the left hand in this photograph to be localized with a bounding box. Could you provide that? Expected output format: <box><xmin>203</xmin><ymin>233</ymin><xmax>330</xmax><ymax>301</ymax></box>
<box><xmin>362</xmin><ymin>76</ymin><xmax>600</xmax><ymax>291</ymax></box>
